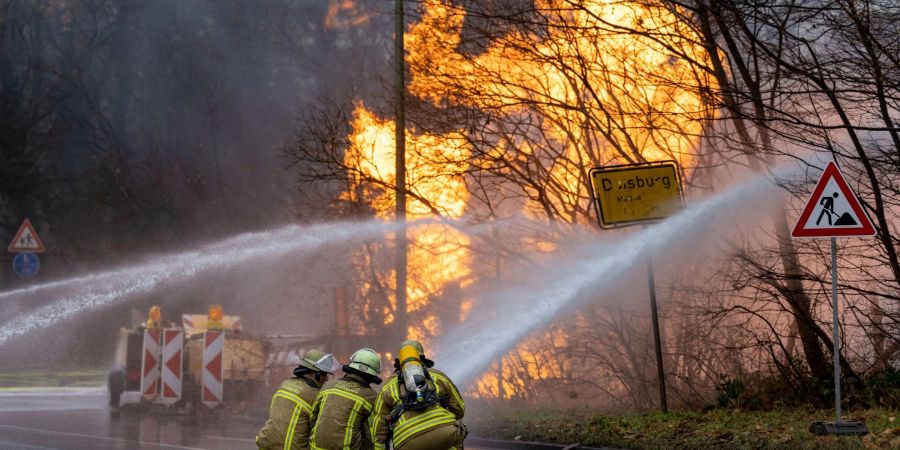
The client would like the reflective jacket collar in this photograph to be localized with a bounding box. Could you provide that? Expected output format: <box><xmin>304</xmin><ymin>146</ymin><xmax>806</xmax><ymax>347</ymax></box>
<box><xmin>342</xmin><ymin>373</ymin><xmax>369</xmax><ymax>386</ymax></box>
<box><xmin>298</xmin><ymin>373</ymin><xmax>322</xmax><ymax>388</ymax></box>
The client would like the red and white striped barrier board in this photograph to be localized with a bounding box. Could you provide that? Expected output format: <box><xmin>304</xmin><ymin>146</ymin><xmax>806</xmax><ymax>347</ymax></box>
<box><xmin>141</xmin><ymin>329</ymin><xmax>161</xmax><ymax>399</ymax></box>
<box><xmin>201</xmin><ymin>331</ymin><xmax>224</xmax><ymax>407</ymax></box>
<box><xmin>160</xmin><ymin>329</ymin><xmax>183</xmax><ymax>404</ymax></box>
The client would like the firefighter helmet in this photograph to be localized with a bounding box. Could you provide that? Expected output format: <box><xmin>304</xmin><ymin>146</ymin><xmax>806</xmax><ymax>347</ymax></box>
<box><xmin>346</xmin><ymin>348</ymin><xmax>381</xmax><ymax>377</ymax></box>
<box><xmin>399</xmin><ymin>339</ymin><xmax>435</xmax><ymax>368</ymax></box>
<box><xmin>399</xmin><ymin>339</ymin><xmax>424</xmax><ymax>356</ymax></box>
<box><xmin>298</xmin><ymin>349</ymin><xmax>339</xmax><ymax>373</ymax></box>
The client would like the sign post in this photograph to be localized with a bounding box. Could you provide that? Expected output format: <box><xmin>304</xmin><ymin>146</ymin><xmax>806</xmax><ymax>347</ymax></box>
<box><xmin>645</xmin><ymin>252</ymin><xmax>667</xmax><ymax>412</ymax></box>
<box><xmin>792</xmin><ymin>161</ymin><xmax>873</xmax><ymax>436</ymax></box>
<box><xmin>589</xmin><ymin>161</ymin><xmax>684</xmax><ymax>412</ymax></box>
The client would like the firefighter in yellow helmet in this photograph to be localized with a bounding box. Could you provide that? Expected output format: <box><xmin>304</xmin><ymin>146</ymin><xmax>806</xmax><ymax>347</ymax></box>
<box><xmin>370</xmin><ymin>339</ymin><xmax>466</xmax><ymax>450</ymax></box>
<box><xmin>257</xmin><ymin>349</ymin><xmax>339</xmax><ymax>450</ymax></box>
<box><xmin>309</xmin><ymin>348</ymin><xmax>382</xmax><ymax>450</ymax></box>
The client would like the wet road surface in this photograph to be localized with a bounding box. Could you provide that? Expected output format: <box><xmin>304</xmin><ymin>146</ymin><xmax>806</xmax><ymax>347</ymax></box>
<box><xmin>0</xmin><ymin>387</ymin><xmax>502</xmax><ymax>450</ymax></box>
<box><xmin>0</xmin><ymin>387</ymin><xmax>258</xmax><ymax>449</ymax></box>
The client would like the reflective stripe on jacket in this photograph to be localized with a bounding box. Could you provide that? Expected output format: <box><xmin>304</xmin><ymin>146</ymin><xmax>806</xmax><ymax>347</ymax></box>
<box><xmin>256</xmin><ymin>377</ymin><xmax>319</xmax><ymax>450</ymax></box>
<box><xmin>369</xmin><ymin>368</ymin><xmax>465</xmax><ymax>450</ymax></box>
<box><xmin>310</xmin><ymin>374</ymin><xmax>377</xmax><ymax>450</ymax></box>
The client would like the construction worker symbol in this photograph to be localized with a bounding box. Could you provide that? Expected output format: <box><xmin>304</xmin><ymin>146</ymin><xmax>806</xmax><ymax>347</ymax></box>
<box><xmin>815</xmin><ymin>192</ymin><xmax>857</xmax><ymax>227</ymax></box>
<box><xmin>800</xmin><ymin>173</ymin><xmax>867</xmax><ymax>231</ymax></box>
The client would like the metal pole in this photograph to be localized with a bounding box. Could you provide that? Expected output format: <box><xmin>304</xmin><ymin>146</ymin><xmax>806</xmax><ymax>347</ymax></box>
<box><xmin>832</xmin><ymin>237</ymin><xmax>841</xmax><ymax>423</ymax></box>
<box><xmin>394</xmin><ymin>0</ymin><xmax>408</xmax><ymax>342</ymax></box>
<box><xmin>495</xmin><ymin>229</ymin><xmax>505</xmax><ymax>399</ymax></box>
<box><xmin>647</xmin><ymin>255</ymin><xmax>668</xmax><ymax>412</ymax></box>
<box><xmin>497</xmin><ymin>358</ymin><xmax>506</xmax><ymax>399</ymax></box>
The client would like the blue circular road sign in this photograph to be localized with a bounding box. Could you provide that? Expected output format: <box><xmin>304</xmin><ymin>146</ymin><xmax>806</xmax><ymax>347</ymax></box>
<box><xmin>13</xmin><ymin>252</ymin><xmax>40</xmax><ymax>278</ymax></box>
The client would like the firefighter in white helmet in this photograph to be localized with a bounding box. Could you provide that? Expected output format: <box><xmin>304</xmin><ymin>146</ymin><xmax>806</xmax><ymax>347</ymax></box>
<box><xmin>256</xmin><ymin>349</ymin><xmax>339</xmax><ymax>450</ymax></box>
<box><xmin>370</xmin><ymin>339</ymin><xmax>466</xmax><ymax>450</ymax></box>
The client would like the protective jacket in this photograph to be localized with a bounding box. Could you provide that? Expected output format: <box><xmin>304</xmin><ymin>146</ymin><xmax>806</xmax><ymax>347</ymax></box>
<box><xmin>370</xmin><ymin>368</ymin><xmax>466</xmax><ymax>450</ymax></box>
<box><xmin>310</xmin><ymin>374</ymin><xmax>378</xmax><ymax>450</ymax></box>
<box><xmin>256</xmin><ymin>375</ymin><xmax>321</xmax><ymax>450</ymax></box>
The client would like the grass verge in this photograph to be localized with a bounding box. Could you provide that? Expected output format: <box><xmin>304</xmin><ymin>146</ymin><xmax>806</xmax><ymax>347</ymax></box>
<box><xmin>0</xmin><ymin>368</ymin><xmax>106</xmax><ymax>388</ymax></box>
<box><xmin>468</xmin><ymin>406</ymin><xmax>899</xmax><ymax>449</ymax></box>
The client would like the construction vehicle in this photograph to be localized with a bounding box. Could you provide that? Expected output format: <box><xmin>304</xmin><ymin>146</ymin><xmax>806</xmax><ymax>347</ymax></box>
<box><xmin>109</xmin><ymin>296</ymin><xmax>380</xmax><ymax>413</ymax></box>
<box><xmin>108</xmin><ymin>305</ymin><xmax>268</xmax><ymax>413</ymax></box>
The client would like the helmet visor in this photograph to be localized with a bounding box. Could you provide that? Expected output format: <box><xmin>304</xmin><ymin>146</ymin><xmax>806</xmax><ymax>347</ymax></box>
<box><xmin>313</xmin><ymin>353</ymin><xmax>340</xmax><ymax>373</ymax></box>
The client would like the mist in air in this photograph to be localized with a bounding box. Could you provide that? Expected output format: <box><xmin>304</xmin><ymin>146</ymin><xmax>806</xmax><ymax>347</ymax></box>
<box><xmin>3</xmin><ymin>0</ymin><xmax>895</xmax><ymax>417</ymax></box>
<box><xmin>0</xmin><ymin>169</ymin><xmax>786</xmax><ymax>390</ymax></box>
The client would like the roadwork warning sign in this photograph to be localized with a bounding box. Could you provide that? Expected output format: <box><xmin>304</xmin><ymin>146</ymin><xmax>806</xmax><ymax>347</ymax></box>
<box><xmin>589</xmin><ymin>161</ymin><xmax>683</xmax><ymax>228</ymax></box>
<box><xmin>792</xmin><ymin>161</ymin><xmax>875</xmax><ymax>238</ymax></box>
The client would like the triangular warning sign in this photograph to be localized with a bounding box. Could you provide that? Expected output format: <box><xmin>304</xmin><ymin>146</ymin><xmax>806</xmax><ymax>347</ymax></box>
<box><xmin>792</xmin><ymin>162</ymin><xmax>876</xmax><ymax>238</ymax></box>
<box><xmin>7</xmin><ymin>218</ymin><xmax>45</xmax><ymax>253</ymax></box>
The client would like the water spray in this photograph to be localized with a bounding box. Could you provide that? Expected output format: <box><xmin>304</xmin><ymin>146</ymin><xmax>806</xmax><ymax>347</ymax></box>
<box><xmin>0</xmin><ymin>220</ymin><xmax>408</xmax><ymax>346</ymax></box>
<box><xmin>435</xmin><ymin>171</ymin><xmax>789</xmax><ymax>384</ymax></box>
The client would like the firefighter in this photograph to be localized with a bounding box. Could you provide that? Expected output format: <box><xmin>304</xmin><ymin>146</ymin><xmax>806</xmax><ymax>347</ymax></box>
<box><xmin>310</xmin><ymin>348</ymin><xmax>383</xmax><ymax>450</ymax></box>
<box><xmin>370</xmin><ymin>339</ymin><xmax>466</xmax><ymax>450</ymax></box>
<box><xmin>256</xmin><ymin>349</ymin><xmax>339</xmax><ymax>450</ymax></box>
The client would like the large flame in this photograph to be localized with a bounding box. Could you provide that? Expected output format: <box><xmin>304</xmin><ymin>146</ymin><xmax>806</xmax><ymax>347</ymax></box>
<box><xmin>341</xmin><ymin>106</ymin><xmax>472</xmax><ymax>341</ymax></box>
<box><xmin>400</xmin><ymin>0</ymin><xmax>709</xmax><ymax>222</ymax></box>
<box><xmin>406</xmin><ymin>0</ymin><xmax>708</xmax><ymax>160</ymax></box>
<box><xmin>344</xmin><ymin>106</ymin><xmax>470</xmax><ymax>218</ymax></box>
<box><xmin>340</xmin><ymin>0</ymin><xmax>713</xmax><ymax>396</ymax></box>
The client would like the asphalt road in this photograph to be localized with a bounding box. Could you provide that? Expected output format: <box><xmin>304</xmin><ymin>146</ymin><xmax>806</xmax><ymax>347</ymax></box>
<box><xmin>0</xmin><ymin>388</ymin><xmax>504</xmax><ymax>450</ymax></box>
<box><xmin>0</xmin><ymin>387</ymin><xmax>260</xmax><ymax>449</ymax></box>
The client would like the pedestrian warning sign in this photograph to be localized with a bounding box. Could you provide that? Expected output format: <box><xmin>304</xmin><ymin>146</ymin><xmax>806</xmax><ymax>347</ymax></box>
<box><xmin>7</xmin><ymin>218</ymin><xmax>45</xmax><ymax>253</ymax></box>
<box><xmin>791</xmin><ymin>162</ymin><xmax>875</xmax><ymax>238</ymax></box>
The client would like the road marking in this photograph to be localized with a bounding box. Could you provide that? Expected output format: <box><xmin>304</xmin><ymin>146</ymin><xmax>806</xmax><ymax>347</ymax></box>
<box><xmin>202</xmin><ymin>435</ymin><xmax>256</xmax><ymax>443</ymax></box>
<box><xmin>0</xmin><ymin>424</ymin><xmax>206</xmax><ymax>450</ymax></box>
<box><xmin>0</xmin><ymin>440</ymin><xmax>61</xmax><ymax>450</ymax></box>
<box><xmin>0</xmin><ymin>387</ymin><xmax>104</xmax><ymax>394</ymax></box>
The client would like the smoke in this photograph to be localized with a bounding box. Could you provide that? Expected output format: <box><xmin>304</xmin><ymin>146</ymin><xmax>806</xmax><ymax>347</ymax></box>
<box><xmin>100</xmin><ymin>0</ymin><xmax>383</xmax><ymax>229</ymax></box>
<box><xmin>0</xmin><ymin>0</ymin><xmax>394</xmax><ymax>289</ymax></box>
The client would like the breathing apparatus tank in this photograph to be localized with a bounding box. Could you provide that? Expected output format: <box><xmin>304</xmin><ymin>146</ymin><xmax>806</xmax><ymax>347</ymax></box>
<box><xmin>398</xmin><ymin>344</ymin><xmax>427</xmax><ymax>403</ymax></box>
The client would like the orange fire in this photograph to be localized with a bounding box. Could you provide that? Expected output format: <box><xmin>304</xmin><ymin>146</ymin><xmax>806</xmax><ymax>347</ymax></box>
<box><xmin>341</xmin><ymin>105</ymin><xmax>472</xmax><ymax>342</ymax></box>
<box><xmin>325</xmin><ymin>0</ymin><xmax>375</xmax><ymax>30</ymax></box>
<box><xmin>340</xmin><ymin>0</ymin><xmax>713</xmax><ymax>396</ymax></box>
